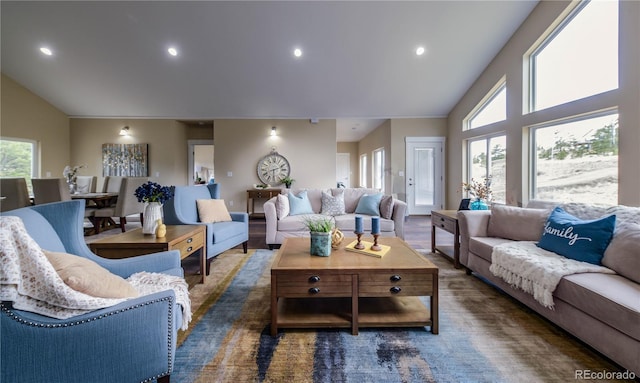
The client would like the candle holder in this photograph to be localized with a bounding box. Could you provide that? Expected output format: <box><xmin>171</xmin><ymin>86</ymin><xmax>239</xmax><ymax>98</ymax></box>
<box><xmin>354</xmin><ymin>232</ymin><xmax>365</xmax><ymax>250</ymax></box>
<box><xmin>370</xmin><ymin>233</ymin><xmax>382</xmax><ymax>251</ymax></box>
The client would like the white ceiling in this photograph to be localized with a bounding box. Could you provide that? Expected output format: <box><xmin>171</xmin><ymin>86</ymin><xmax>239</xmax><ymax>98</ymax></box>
<box><xmin>1</xmin><ymin>1</ymin><xmax>538</xmax><ymax>141</ymax></box>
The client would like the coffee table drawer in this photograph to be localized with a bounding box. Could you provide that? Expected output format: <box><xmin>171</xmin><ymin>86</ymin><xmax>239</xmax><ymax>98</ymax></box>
<box><xmin>359</xmin><ymin>273</ymin><xmax>433</xmax><ymax>297</ymax></box>
<box><xmin>173</xmin><ymin>230</ymin><xmax>205</xmax><ymax>259</ymax></box>
<box><xmin>275</xmin><ymin>273</ymin><xmax>353</xmax><ymax>297</ymax></box>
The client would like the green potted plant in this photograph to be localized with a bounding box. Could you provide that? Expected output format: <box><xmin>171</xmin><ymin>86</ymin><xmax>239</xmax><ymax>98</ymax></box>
<box><xmin>280</xmin><ymin>176</ymin><xmax>295</xmax><ymax>188</ymax></box>
<box><xmin>303</xmin><ymin>216</ymin><xmax>334</xmax><ymax>256</ymax></box>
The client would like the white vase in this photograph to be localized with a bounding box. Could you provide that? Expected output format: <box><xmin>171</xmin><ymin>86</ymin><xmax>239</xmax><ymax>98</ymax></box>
<box><xmin>142</xmin><ymin>202</ymin><xmax>163</xmax><ymax>234</ymax></box>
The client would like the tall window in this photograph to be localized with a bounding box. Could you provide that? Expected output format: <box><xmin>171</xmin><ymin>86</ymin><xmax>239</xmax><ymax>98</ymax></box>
<box><xmin>0</xmin><ymin>138</ymin><xmax>38</xmax><ymax>194</ymax></box>
<box><xmin>467</xmin><ymin>135</ymin><xmax>506</xmax><ymax>203</ymax></box>
<box><xmin>532</xmin><ymin>112</ymin><xmax>618</xmax><ymax>204</ymax></box>
<box><xmin>465</xmin><ymin>80</ymin><xmax>506</xmax><ymax>130</ymax></box>
<box><xmin>531</xmin><ymin>0</ymin><xmax>618</xmax><ymax>111</ymax></box>
<box><xmin>372</xmin><ymin>148</ymin><xmax>385</xmax><ymax>192</ymax></box>
<box><xmin>359</xmin><ymin>154</ymin><xmax>368</xmax><ymax>187</ymax></box>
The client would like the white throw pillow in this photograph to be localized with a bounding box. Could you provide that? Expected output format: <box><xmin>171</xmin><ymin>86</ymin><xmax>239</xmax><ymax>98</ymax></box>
<box><xmin>276</xmin><ymin>193</ymin><xmax>290</xmax><ymax>219</ymax></box>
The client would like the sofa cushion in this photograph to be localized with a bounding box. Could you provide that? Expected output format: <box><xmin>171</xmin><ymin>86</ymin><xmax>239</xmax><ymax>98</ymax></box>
<box><xmin>338</xmin><ymin>188</ymin><xmax>379</xmax><ymax>213</ymax></box>
<box><xmin>196</xmin><ymin>199</ymin><xmax>232</xmax><ymax>223</ymax></box>
<box><xmin>555</xmin><ymin>272</ymin><xmax>640</xmax><ymax>341</ymax></box>
<box><xmin>321</xmin><ymin>190</ymin><xmax>345</xmax><ymax>216</ymax></box>
<box><xmin>276</xmin><ymin>194</ymin><xmax>290</xmax><ymax>219</ymax></box>
<box><xmin>537</xmin><ymin>207</ymin><xmax>616</xmax><ymax>265</ymax></box>
<box><xmin>602</xmin><ymin>223</ymin><xmax>640</xmax><ymax>283</ymax></box>
<box><xmin>469</xmin><ymin>237</ymin><xmax>514</xmax><ymax>262</ymax></box>
<box><xmin>355</xmin><ymin>193</ymin><xmax>383</xmax><ymax>216</ymax></box>
<box><xmin>288</xmin><ymin>191</ymin><xmax>314</xmax><ymax>215</ymax></box>
<box><xmin>487</xmin><ymin>205</ymin><xmax>550</xmax><ymax>241</ymax></box>
<box><xmin>209</xmin><ymin>221</ymin><xmax>247</xmax><ymax>244</ymax></box>
<box><xmin>44</xmin><ymin>250</ymin><xmax>138</xmax><ymax>299</ymax></box>
<box><xmin>379</xmin><ymin>195</ymin><xmax>394</xmax><ymax>220</ymax></box>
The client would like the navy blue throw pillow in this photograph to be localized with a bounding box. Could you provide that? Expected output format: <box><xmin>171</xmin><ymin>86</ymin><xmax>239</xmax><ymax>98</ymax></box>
<box><xmin>536</xmin><ymin>207</ymin><xmax>616</xmax><ymax>265</ymax></box>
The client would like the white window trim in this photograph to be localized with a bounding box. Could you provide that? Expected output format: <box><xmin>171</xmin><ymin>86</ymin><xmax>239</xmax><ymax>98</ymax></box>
<box><xmin>463</xmin><ymin>77</ymin><xmax>507</xmax><ymax>131</ymax></box>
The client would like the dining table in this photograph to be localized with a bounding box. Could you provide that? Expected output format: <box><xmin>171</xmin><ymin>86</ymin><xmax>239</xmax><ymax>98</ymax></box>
<box><xmin>71</xmin><ymin>192</ymin><xmax>118</xmax><ymax>235</ymax></box>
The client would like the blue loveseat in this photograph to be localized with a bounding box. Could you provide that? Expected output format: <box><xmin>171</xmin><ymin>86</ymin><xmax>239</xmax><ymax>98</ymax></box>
<box><xmin>163</xmin><ymin>184</ymin><xmax>249</xmax><ymax>274</ymax></box>
<box><xmin>1</xmin><ymin>200</ymin><xmax>184</xmax><ymax>383</ymax></box>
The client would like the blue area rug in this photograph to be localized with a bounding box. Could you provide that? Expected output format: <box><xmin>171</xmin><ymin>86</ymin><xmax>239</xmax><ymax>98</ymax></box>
<box><xmin>170</xmin><ymin>249</ymin><xmax>624</xmax><ymax>383</ymax></box>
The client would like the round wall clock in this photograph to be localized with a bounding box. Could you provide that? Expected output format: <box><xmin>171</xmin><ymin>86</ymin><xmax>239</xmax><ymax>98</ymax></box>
<box><xmin>257</xmin><ymin>150</ymin><xmax>290</xmax><ymax>185</ymax></box>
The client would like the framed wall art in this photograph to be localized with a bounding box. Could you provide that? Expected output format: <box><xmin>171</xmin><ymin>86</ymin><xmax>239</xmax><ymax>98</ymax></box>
<box><xmin>102</xmin><ymin>143</ymin><xmax>148</xmax><ymax>176</ymax></box>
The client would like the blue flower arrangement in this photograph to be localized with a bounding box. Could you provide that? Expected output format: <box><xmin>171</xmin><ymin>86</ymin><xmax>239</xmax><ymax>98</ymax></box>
<box><xmin>134</xmin><ymin>181</ymin><xmax>174</xmax><ymax>204</ymax></box>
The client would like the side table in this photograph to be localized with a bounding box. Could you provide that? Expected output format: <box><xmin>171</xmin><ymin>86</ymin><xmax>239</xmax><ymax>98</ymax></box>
<box><xmin>431</xmin><ymin>210</ymin><xmax>460</xmax><ymax>268</ymax></box>
<box><xmin>246</xmin><ymin>188</ymin><xmax>281</xmax><ymax>218</ymax></box>
<box><xmin>89</xmin><ymin>225</ymin><xmax>206</xmax><ymax>283</ymax></box>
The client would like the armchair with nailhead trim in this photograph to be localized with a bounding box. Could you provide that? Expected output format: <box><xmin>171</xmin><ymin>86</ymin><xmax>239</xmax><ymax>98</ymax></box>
<box><xmin>1</xmin><ymin>200</ymin><xmax>184</xmax><ymax>383</ymax></box>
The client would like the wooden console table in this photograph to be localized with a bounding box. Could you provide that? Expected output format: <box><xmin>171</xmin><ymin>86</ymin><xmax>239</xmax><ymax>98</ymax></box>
<box><xmin>89</xmin><ymin>225</ymin><xmax>206</xmax><ymax>283</ymax></box>
<box><xmin>246</xmin><ymin>188</ymin><xmax>281</xmax><ymax>218</ymax></box>
<box><xmin>431</xmin><ymin>210</ymin><xmax>461</xmax><ymax>268</ymax></box>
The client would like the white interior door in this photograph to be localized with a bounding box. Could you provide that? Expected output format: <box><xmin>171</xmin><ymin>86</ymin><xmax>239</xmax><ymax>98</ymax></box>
<box><xmin>336</xmin><ymin>153</ymin><xmax>351</xmax><ymax>188</ymax></box>
<box><xmin>406</xmin><ymin>137</ymin><xmax>445</xmax><ymax>215</ymax></box>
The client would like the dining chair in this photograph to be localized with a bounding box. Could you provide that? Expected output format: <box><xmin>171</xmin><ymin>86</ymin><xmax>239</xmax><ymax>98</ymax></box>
<box><xmin>75</xmin><ymin>175</ymin><xmax>97</xmax><ymax>194</ymax></box>
<box><xmin>94</xmin><ymin>177</ymin><xmax>148</xmax><ymax>232</ymax></box>
<box><xmin>102</xmin><ymin>176</ymin><xmax>125</xmax><ymax>193</ymax></box>
<box><xmin>31</xmin><ymin>178</ymin><xmax>71</xmax><ymax>205</ymax></box>
<box><xmin>0</xmin><ymin>178</ymin><xmax>31</xmax><ymax>212</ymax></box>
<box><xmin>32</xmin><ymin>178</ymin><xmax>97</xmax><ymax>226</ymax></box>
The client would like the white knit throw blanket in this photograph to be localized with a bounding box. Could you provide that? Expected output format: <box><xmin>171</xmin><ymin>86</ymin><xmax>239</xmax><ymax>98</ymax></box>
<box><xmin>0</xmin><ymin>216</ymin><xmax>191</xmax><ymax>330</ymax></box>
<box><xmin>489</xmin><ymin>241</ymin><xmax>614</xmax><ymax>309</ymax></box>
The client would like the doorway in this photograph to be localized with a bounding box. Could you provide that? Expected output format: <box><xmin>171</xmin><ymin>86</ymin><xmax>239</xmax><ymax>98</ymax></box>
<box><xmin>336</xmin><ymin>153</ymin><xmax>351</xmax><ymax>188</ymax></box>
<box><xmin>188</xmin><ymin>140</ymin><xmax>214</xmax><ymax>184</ymax></box>
<box><xmin>405</xmin><ymin>137</ymin><xmax>445</xmax><ymax>215</ymax></box>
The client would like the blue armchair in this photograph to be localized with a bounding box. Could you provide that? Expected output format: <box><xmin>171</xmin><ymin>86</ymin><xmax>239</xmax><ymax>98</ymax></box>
<box><xmin>1</xmin><ymin>200</ymin><xmax>183</xmax><ymax>383</ymax></box>
<box><xmin>163</xmin><ymin>184</ymin><xmax>248</xmax><ymax>274</ymax></box>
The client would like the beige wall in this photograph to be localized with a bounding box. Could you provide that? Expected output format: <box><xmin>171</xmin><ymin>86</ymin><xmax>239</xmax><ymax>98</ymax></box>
<box><xmin>447</xmin><ymin>0</ymin><xmax>640</xmax><ymax>208</ymax></box>
<box><xmin>1</xmin><ymin>73</ymin><xmax>70</xmax><ymax>178</ymax></box>
<box><xmin>69</xmin><ymin>119</ymin><xmax>189</xmax><ymax>190</ymax></box>
<box><xmin>213</xmin><ymin>119</ymin><xmax>337</xmax><ymax>210</ymax></box>
<box><xmin>358</xmin><ymin>120</ymin><xmax>391</xmax><ymax>192</ymax></box>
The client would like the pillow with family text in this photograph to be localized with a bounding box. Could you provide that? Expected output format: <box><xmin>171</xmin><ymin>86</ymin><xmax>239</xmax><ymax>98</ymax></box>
<box><xmin>536</xmin><ymin>207</ymin><xmax>616</xmax><ymax>265</ymax></box>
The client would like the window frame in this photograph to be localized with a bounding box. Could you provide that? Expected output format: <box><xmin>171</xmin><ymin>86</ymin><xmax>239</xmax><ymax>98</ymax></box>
<box><xmin>464</xmin><ymin>78</ymin><xmax>507</xmax><ymax>131</ymax></box>
<box><xmin>528</xmin><ymin>0</ymin><xmax>618</xmax><ymax>112</ymax></box>
<box><xmin>528</xmin><ymin>109</ymin><xmax>619</xmax><ymax>202</ymax></box>
<box><xmin>465</xmin><ymin>133</ymin><xmax>506</xmax><ymax>203</ymax></box>
<box><xmin>372</xmin><ymin>147</ymin><xmax>385</xmax><ymax>192</ymax></box>
<box><xmin>359</xmin><ymin>153</ymin><xmax>368</xmax><ymax>188</ymax></box>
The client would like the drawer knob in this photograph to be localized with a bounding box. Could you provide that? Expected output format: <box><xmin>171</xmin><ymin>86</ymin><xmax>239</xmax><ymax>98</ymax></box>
<box><xmin>309</xmin><ymin>287</ymin><xmax>320</xmax><ymax>294</ymax></box>
<box><xmin>390</xmin><ymin>286</ymin><xmax>402</xmax><ymax>294</ymax></box>
<box><xmin>390</xmin><ymin>275</ymin><xmax>401</xmax><ymax>282</ymax></box>
<box><xmin>440</xmin><ymin>218</ymin><xmax>445</xmax><ymax>221</ymax></box>
<box><xmin>308</xmin><ymin>275</ymin><xmax>321</xmax><ymax>283</ymax></box>
<box><xmin>187</xmin><ymin>238</ymin><xmax>193</xmax><ymax>243</ymax></box>
<box><xmin>187</xmin><ymin>246</ymin><xmax>193</xmax><ymax>252</ymax></box>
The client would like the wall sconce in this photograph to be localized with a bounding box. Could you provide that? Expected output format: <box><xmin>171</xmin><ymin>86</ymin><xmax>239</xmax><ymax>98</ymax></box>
<box><xmin>270</xmin><ymin>126</ymin><xmax>277</xmax><ymax>136</ymax></box>
<box><xmin>119</xmin><ymin>126</ymin><xmax>130</xmax><ymax>136</ymax></box>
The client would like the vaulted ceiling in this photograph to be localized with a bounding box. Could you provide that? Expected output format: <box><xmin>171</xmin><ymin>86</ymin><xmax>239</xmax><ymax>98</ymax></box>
<box><xmin>1</xmin><ymin>1</ymin><xmax>538</xmax><ymax>140</ymax></box>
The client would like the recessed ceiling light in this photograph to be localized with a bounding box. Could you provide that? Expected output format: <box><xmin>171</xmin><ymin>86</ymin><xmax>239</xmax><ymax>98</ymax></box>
<box><xmin>293</xmin><ymin>48</ymin><xmax>302</xmax><ymax>58</ymax></box>
<box><xmin>168</xmin><ymin>47</ymin><xmax>178</xmax><ymax>56</ymax></box>
<box><xmin>40</xmin><ymin>47</ymin><xmax>52</xmax><ymax>56</ymax></box>
<box><xmin>416</xmin><ymin>46</ymin><xmax>425</xmax><ymax>56</ymax></box>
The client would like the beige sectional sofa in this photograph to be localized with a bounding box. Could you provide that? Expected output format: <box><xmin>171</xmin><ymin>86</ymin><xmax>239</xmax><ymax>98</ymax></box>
<box><xmin>264</xmin><ymin>188</ymin><xmax>406</xmax><ymax>249</ymax></box>
<box><xmin>457</xmin><ymin>201</ymin><xmax>640</xmax><ymax>374</ymax></box>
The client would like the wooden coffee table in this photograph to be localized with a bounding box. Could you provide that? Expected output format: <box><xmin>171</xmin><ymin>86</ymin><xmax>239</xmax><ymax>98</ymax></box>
<box><xmin>89</xmin><ymin>225</ymin><xmax>206</xmax><ymax>283</ymax></box>
<box><xmin>270</xmin><ymin>237</ymin><xmax>438</xmax><ymax>336</ymax></box>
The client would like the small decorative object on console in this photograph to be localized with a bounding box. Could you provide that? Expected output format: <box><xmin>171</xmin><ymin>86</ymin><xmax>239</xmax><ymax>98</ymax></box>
<box><xmin>462</xmin><ymin>176</ymin><xmax>492</xmax><ymax>210</ymax></box>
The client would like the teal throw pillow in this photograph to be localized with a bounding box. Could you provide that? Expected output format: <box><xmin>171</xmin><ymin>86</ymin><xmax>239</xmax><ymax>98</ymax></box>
<box><xmin>536</xmin><ymin>207</ymin><xmax>616</xmax><ymax>265</ymax></box>
<box><xmin>355</xmin><ymin>193</ymin><xmax>383</xmax><ymax>216</ymax></box>
<box><xmin>288</xmin><ymin>191</ymin><xmax>314</xmax><ymax>215</ymax></box>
